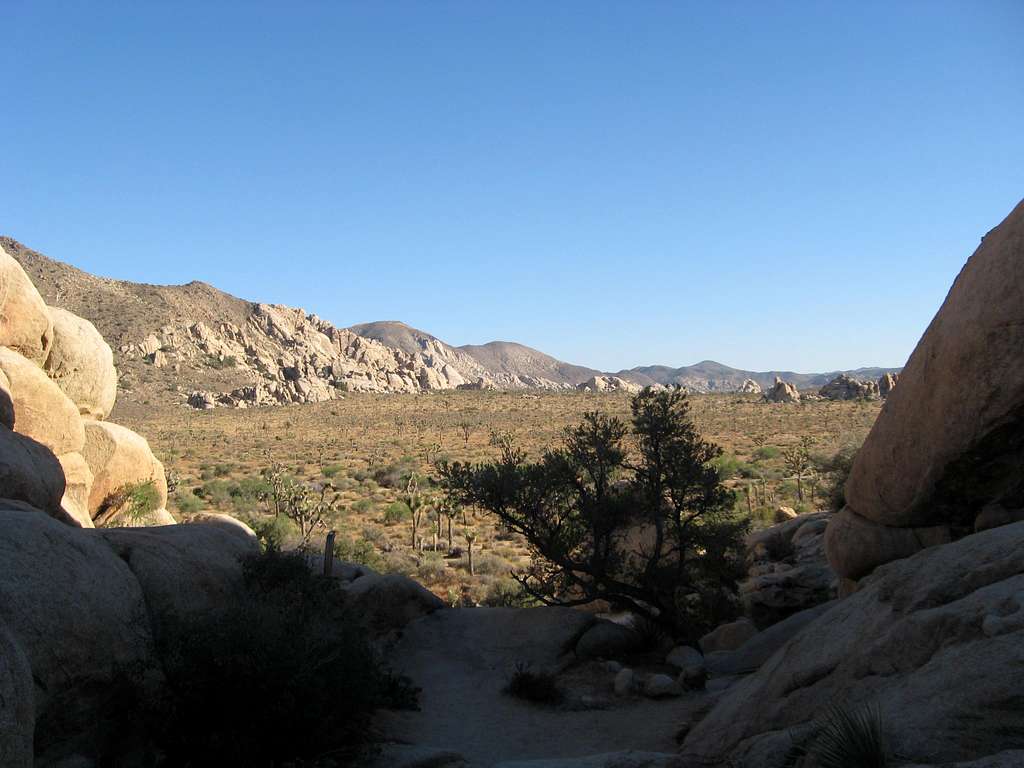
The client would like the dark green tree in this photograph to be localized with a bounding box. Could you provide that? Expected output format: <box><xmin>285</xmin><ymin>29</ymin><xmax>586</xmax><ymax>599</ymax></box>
<box><xmin>440</xmin><ymin>387</ymin><xmax>749</xmax><ymax>638</ymax></box>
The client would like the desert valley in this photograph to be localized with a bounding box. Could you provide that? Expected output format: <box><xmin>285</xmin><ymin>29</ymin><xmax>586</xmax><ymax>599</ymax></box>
<box><xmin>0</xmin><ymin>198</ymin><xmax>1022</xmax><ymax>767</ymax></box>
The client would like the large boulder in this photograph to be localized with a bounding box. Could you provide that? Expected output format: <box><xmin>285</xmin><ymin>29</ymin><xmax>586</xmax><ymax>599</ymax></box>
<box><xmin>830</xmin><ymin>200</ymin><xmax>1024</xmax><ymax>579</ymax></box>
<box><xmin>824</xmin><ymin>506</ymin><xmax>950</xmax><ymax>581</ymax></box>
<box><xmin>0</xmin><ymin>244</ymin><xmax>54</xmax><ymax>365</ymax></box>
<box><xmin>56</xmin><ymin>451</ymin><xmax>94</xmax><ymax>528</ymax></box>
<box><xmin>740</xmin><ymin>513</ymin><xmax>836</xmax><ymax>626</ymax></box>
<box><xmin>342</xmin><ymin>572</ymin><xmax>447</xmax><ymax>635</ymax></box>
<box><xmin>494</xmin><ymin>753</ymin><xmax>685</xmax><ymax>768</ymax></box>
<box><xmin>95</xmin><ymin>523</ymin><xmax>259</xmax><ymax>639</ymax></box>
<box><xmin>878</xmin><ymin>371</ymin><xmax>899</xmax><ymax>398</ymax></box>
<box><xmin>699</xmin><ymin>618</ymin><xmax>758</xmax><ymax>654</ymax></box>
<box><xmin>44</xmin><ymin>307</ymin><xmax>117</xmax><ymax>420</ymax></box>
<box><xmin>575</xmin><ymin>619</ymin><xmax>642</xmax><ymax>659</ymax></box>
<box><xmin>0</xmin><ymin>346</ymin><xmax>84</xmax><ymax>455</ymax></box>
<box><xmin>0</xmin><ymin>427</ymin><xmax>65</xmax><ymax>513</ymax></box>
<box><xmin>681</xmin><ymin>522</ymin><xmax>1024</xmax><ymax>767</ymax></box>
<box><xmin>0</xmin><ymin>620</ymin><xmax>33</xmax><ymax>768</ymax></box>
<box><xmin>0</xmin><ymin>369</ymin><xmax>14</xmax><ymax>429</ymax></box>
<box><xmin>763</xmin><ymin>377</ymin><xmax>800</xmax><ymax>403</ymax></box>
<box><xmin>0</xmin><ymin>509</ymin><xmax>157</xmax><ymax>759</ymax></box>
<box><xmin>81</xmin><ymin>420</ymin><xmax>167</xmax><ymax>520</ymax></box>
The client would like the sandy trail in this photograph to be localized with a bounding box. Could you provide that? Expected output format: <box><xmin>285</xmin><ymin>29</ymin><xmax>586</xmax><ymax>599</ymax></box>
<box><xmin>376</xmin><ymin>608</ymin><xmax>709</xmax><ymax>767</ymax></box>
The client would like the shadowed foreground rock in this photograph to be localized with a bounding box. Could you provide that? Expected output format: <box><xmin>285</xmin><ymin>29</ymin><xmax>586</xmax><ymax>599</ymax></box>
<box><xmin>682</xmin><ymin>521</ymin><xmax>1024</xmax><ymax>767</ymax></box>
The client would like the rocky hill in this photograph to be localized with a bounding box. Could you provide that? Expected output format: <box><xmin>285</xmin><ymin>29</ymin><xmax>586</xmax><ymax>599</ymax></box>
<box><xmin>619</xmin><ymin>360</ymin><xmax>899</xmax><ymax>392</ymax></box>
<box><xmin>1</xmin><ymin>237</ymin><xmax>899</xmax><ymax>409</ymax></box>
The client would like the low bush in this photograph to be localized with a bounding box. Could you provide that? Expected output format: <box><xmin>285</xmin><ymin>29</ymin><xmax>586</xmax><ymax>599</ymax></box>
<box><xmin>383</xmin><ymin>500</ymin><xmax>412</xmax><ymax>525</ymax></box>
<box><xmin>146</xmin><ymin>549</ymin><xmax>418</xmax><ymax>766</ymax></box>
<box><xmin>248</xmin><ymin>514</ymin><xmax>299</xmax><ymax>551</ymax></box>
<box><xmin>334</xmin><ymin>536</ymin><xmax>385</xmax><ymax>572</ymax></box>
<box><xmin>505</xmin><ymin>662</ymin><xmax>562</xmax><ymax>705</ymax></box>
<box><xmin>482</xmin><ymin>578</ymin><xmax>539</xmax><ymax>608</ymax></box>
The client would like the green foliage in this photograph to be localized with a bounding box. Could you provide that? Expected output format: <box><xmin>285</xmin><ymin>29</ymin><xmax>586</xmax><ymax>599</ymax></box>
<box><xmin>383</xmin><ymin>500</ymin><xmax>412</xmax><ymax>525</ymax></box>
<box><xmin>173</xmin><ymin>491</ymin><xmax>205</xmax><ymax>515</ymax></box>
<box><xmin>204</xmin><ymin>354</ymin><xmax>238</xmax><ymax>369</ymax></box>
<box><xmin>712</xmin><ymin>453</ymin><xmax>742</xmax><ymax>480</ymax></box>
<box><xmin>416</xmin><ymin>551</ymin><xmax>449</xmax><ymax>582</ymax></box>
<box><xmin>817</xmin><ymin>440</ymin><xmax>862</xmax><ymax>510</ymax></box>
<box><xmin>248</xmin><ymin>514</ymin><xmax>298</xmax><ymax>551</ymax></box>
<box><xmin>334</xmin><ymin>536</ymin><xmax>385</xmax><ymax>572</ymax></box>
<box><xmin>482</xmin><ymin>578</ymin><xmax>540</xmax><ymax>608</ymax></box>
<box><xmin>105</xmin><ymin>480</ymin><xmax>161</xmax><ymax>525</ymax></box>
<box><xmin>146</xmin><ymin>549</ymin><xmax>417</xmax><ymax>765</ymax></box>
<box><xmin>372</xmin><ymin>457</ymin><xmax>418</xmax><ymax>489</ymax></box>
<box><xmin>322</xmin><ymin>463</ymin><xmax>344</xmax><ymax>478</ymax></box>
<box><xmin>752</xmin><ymin>445</ymin><xmax>780</xmax><ymax>461</ymax></box>
<box><xmin>505</xmin><ymin>662</ymin><xmax>563</xmax><ymax>705</ymax></box>
<box><xmin>441</xmin><ymin>387</ymin><xmax>749</xmax><ymax>639</ymax></box>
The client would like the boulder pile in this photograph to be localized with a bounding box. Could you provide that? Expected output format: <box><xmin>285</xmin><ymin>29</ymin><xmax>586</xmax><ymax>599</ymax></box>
<box><xmin>762</xmin><ymin>376</ymin><xmax>800</xmax><ymax>403</ymax></box>
<box><xmin>0</xmin><ymin>243</ymin><xmax>171</xmax><ymax>528</ymax></box>
<box><xmin>817</xmin><ymin>373</ymin><xmax>879</xmax><ymax>401</ymax></box>
<box><xmin>577</xmin><ymin>375</ymin><xmax>644</xmax><ymax>394</ymax></box>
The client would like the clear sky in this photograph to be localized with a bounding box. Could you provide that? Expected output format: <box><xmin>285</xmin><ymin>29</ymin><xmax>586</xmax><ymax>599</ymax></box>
<box><xmin>2</xmin><ymin>2</ymin><xmax>1022</xmax><ymax>373</ymax></box>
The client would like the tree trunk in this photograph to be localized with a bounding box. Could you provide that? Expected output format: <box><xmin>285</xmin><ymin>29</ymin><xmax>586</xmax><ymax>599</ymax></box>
<box><xmin>468</xmin><ymin>541</ymin><xmax>475</xmax><ymax>576</ymax></box>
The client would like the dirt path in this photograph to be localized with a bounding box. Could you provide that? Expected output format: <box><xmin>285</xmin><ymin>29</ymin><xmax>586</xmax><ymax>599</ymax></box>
<box><xmin>375</xmin><ymin>608</ymin><xmax>711</xmax><ymax>767</ymax></box>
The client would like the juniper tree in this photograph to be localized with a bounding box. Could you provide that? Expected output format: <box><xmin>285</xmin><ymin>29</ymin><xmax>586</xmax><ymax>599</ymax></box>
<box><xmin>440</xmin><ymin>387</ymin><xmax>749</xmax><ymax>638</ymax></box>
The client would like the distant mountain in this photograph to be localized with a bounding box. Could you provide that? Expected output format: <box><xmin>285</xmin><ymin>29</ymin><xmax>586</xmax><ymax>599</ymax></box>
<box><xmin>456</xmin><ymin>341</ymin><xmax>600</xmax><ymax>387</ymax></box>
<box><xmin>1</xmin><ymin>235</ymin><xmax>901</xmax><ymax>411</ymax></box>
<box><xmin>616</xmin><ymin>361</ymin><xmax>903</xmax><ymax>393</ymax></box>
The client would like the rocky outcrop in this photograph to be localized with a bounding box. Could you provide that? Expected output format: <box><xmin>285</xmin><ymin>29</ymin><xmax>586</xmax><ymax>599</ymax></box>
<box><xmin>877</xmin><ymin>370</ymin><xmax>898</xmax><ymax>398</ymax></box>
<box><xmin>738</xmin><ymin>378</ymin><xmax>761</xmax><ymax>394</ymax></box>
<box><xmin>577</xmin><ymin>375</ymin><xmax>643</xmax><ymax>394</ymax></box>
<box><xmin>762</xmin><ymin>376</ymin><xmax>800</xmax><ymax>403</ymax></box>
<box><xmin>81</xmin><ymin>420</ymin><xmax>168</xmax><ymax>521</ymax></box>
<box><xmin>740</xmin><ymin>513</ymin><xmax>836</xmax><ymax>626</ymax></box>
<box><xmin>0</xmin><ymin>428</ymin><xmax>65</xmax><ymax>514</ymax></box>
<box><xmin>0</xmin><ymin>509</ymin><xmax>157</xmax><ymax>760</ymax></box>
<box><xmin>818</xmin><ymin>373</ymin><xmax>879</xmax><ymax>401</ymax></box>
<box><xmin>44</xmin><ymin>306</ymin><xmax>118</xmax><ymax>419</ymax></box>
<box><xmin>682</xmin><ymin>521</ymin><xmax>1024</xmax><ymax>767</ymax></box>
<box><xmin>96</xmin><ymin>523</ymin><xmax>259</xmax><ymax>638</ymax></box>
<box><xmin>0</xmin><ymin>244</ymin><xmax>54</xmax><ymax>365</ymax></box>
<box><xmin>826</xmin><ymin>200</ymin><xmax>1024</xmax><ymax>580</ymax></box>
<box><xmin>0</xmin><ymin>346</ymin><xmax>84</xmax><ymax>455</ymax></box>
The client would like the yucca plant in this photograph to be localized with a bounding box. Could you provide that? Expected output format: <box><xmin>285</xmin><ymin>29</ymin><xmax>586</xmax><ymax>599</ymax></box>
<box><xmin>809</xmin><ymin>703</ymin><xmax>887</xmax><ymax>768</ymax></box>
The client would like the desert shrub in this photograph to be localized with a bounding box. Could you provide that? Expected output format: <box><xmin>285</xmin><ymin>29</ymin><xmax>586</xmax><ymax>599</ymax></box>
<box><xmin>147</xmin><ymin>549</ymin><xmax>417</xmax><ymax>765</ymax></box>
<box><xmin>753</xmin><ymin>445</ymin><xmax>780</xmax><ymax>461</ymax></box>
<box><xmin>248</xmin><ymin>514</ymin><xmax>299</xmax><ymax>551</ymax></box>
<box><xmin>505</xmin><ymin>662</ymin><xmax>562</xmax><ymax>705</ymax></box>
<box><xmin>464</xmin><ymin>551</ymin><xmax>511</xmax><ymax>576</ymax></box>
<box><xmin>382</xmin><ymin>551</ymin><xmax>418</xmax><ymax>578</ymax></box>
<box><xmin>322</xmin><ymin>463</ymin><xmax>344</xmax><ymax>478</ymax></box>
<box><xmin>383</xmin><ymin>500</ymin><xmax>412</xmax><ymax>525</ymax></box>
<box><xmin>101</xmin><ymin>480</ymin><xmax>161</xmax><ymax>525</ymax></box>
<box><xmin>352</xmin><ymin>498</ymin><xmax>376</xmax><ymax>515</ymax></box>
<box><xmin>373</xmin><ymin>457</ymin><xmax>417</xmax><ymax>489</ymax></box>
<box><xmin>334</xmin><ymin>537</ymin><xmax>385</xmax><ymax>572</ymax></box>
<box><xmin>196</xmin><ymin>478</ymin><xmax>232</xmax><ymax>505</ymax></box>
<box><xmin>173</xmin><ymin>491</ymin><xmax>205</xmax><ymax>515</ymax></box>
<box><xmin>712</xmin><ymin>453</ymin><xmax>742</xmax><ymax>480</ymax></box>
<box><xmin>204</xmin><ymin>354</ymin><xmax>238</xmax><ymax>369</ymax></box>
<box><xmin>416</xmin><ymin>551</ymin><xmax>449</xmax><ymax>582</ymax></box>
<box><xmin>482</xmin><ymin>578</ymin><xmax>540</xmax><ymax>608</ymax></box>
<box><xmin>817</xmin><ymin>440</ymin><xmax>862</xmax><ymax>510</ymax></box>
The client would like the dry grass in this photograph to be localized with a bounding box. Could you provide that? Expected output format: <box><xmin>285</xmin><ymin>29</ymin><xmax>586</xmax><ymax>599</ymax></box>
<box><xmin>115</xmin><ymin>391</ymin><xmax>880</xmax><ymax>601</ymax></box>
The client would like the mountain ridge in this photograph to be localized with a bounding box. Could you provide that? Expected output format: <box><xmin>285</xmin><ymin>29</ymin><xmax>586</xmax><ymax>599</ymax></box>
<box><xmin>1</xmin><ymin>236</ymin><xmax>901</xmax><ymax>408</ymax></box>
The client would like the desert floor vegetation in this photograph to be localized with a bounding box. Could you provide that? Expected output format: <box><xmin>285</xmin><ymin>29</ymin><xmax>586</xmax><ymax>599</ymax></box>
<box><xmin>116</xmin><ymin>391</ymin><xmax>880</xmax><ymax>602</ymax></box>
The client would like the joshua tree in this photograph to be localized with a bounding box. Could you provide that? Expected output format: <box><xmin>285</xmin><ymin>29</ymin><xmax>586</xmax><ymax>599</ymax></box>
<box><xmin>464</xmin><ymin>527</ymin><xmax>478</xmax><ymax>576</ymax></box>
<box><xmin>783</xmin><ymin>436</ymin><xmax>815</xmax><ymax>502</ymax></box>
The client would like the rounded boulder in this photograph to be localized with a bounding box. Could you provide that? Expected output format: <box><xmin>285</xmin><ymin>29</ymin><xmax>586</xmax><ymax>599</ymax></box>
<box><xmin>0</xmin><ymin>244</ymin><xmax>54</xmax><ymax>365</ymax></box>
<box><xmin>81</xmin><ymin>420</ymin><xmax>167</xmax><ymax>520</ymax></box>
<box><xmin>0</xmin><ymin>346</ymin><xmax>85</xmax><ymax>454</ymax></box>
<box><xmin>44</xmin><ymin>307</ymin><xmax>117</xmax><ymax>420</ymax></box>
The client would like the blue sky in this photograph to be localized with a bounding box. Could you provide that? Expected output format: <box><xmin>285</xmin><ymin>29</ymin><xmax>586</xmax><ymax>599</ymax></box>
<box><xmin>2</xmin><ymin>2</ymin><xmax>1021</xmax><ymax>373</ymax></box>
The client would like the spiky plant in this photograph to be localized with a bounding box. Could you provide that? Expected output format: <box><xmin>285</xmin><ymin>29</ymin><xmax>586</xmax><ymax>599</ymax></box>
<box><xmin>811</xmin><ymin>703</ymin><xmax>887</xmax><ymax>768</ymax></box>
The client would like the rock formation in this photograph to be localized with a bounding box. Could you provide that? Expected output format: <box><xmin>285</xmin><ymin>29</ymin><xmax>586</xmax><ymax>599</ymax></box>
<box><xmin>762</xmin><ymin>376</ymin><xmax>800</xmax><ymax>403</ymax></box>
<box><xmin>825</xmin><ymin>199</ymin><xmax>1024</xmax><ymax>582</ymax></box>
<box><xmin>0</xmin><ymin>241</ymin><xmax>172</xmax><ymax>529</ymax></box>
<box><xmin>817</xmin><ymin>373</ymin><xmax>879</xmax><ymax>400</ymax></box>
<box><xmin>738</xmin><ymin>378</ymin><xmax>761</xmax><ymax>394</ymax></box>
<box><xmin>877</xmin><ymin>370</ymin><xmax>898</xmax><ymax>397</ymax></box>
<box><xmin>577</xmin><ymin>375</ymin><xmax>644</xmax><ymax>394</ymax></box>
<box><xmin>682</xmin><ymin>522</ymin><xmax>1024</xmax><ymax>766</ymax></box>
